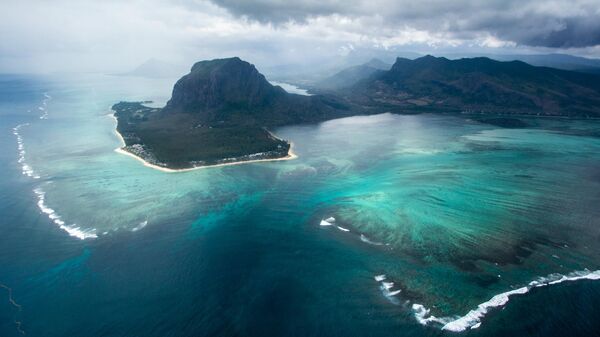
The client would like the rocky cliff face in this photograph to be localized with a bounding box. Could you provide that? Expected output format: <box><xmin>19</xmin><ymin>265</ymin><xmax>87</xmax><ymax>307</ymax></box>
<box><xmin>164</xmin><ymin>57</ymin><xmax>285</xmax><ymax>117</ymax></box>
<box><xmin>163</xmin><ymin>57</ymin><xmax>350</xmax><ymax>126</ymax></box>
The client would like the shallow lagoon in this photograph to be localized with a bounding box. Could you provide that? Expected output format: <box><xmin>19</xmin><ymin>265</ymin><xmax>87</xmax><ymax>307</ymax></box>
<box><xmin>1</xmin><ymin>74</ymin><xmax>600</xmax><ymax>336</ymax></box>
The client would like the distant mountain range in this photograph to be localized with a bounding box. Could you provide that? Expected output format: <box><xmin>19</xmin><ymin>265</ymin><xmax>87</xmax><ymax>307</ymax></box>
<box><xmin>260</xmin><ymin>52</ymin><xmax>600</xmax><ymax>85</ymax></box>
<box><xmin>341</xmin><ymin>55</ymin><xmax>600</xmax><ymax>117</ymax></box>
<box><xmin>118</xmin><ymin>58</ymin><xmax>186</xmax><ymax>78</ymax></box>
<box><xmin>314</xmin><ymin>58</ymin><xmax>391</xmax><ymax>90</ymax></box>
<box><xmin>447</xmin><ymin>53</ymin><xmax>600</xmax><ymax>74</ymax></box>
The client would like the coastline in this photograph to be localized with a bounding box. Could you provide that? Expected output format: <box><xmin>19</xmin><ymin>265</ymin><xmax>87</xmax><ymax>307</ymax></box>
<box><xmin>109</xmin><ymin>113</ymin><xmax>297</xmax><ymax>173</ymax></box>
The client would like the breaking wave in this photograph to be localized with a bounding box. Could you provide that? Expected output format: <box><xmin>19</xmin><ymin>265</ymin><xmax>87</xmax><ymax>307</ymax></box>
<box><xmin>39</xmin><ymin>92</ymin><xmax>51</xmax><ymax>119</ymax></box>
<box><xmin>34</xmin><ymin>187</ymin><xmax>97</xmax><ymax>240</ymax></box>
<box><xmin>13</xmin><ymin>93</ymin><xmax>52</xmax><ymax>179</ymax></box>
<box><xmin>360</xmin><ymin>234</ymin><xmax>384</xmax><ymax>246</ymax></box>
<box><xmin>131</xmin><ymin>220</ymin><xmax>148</xmax><ymax>232</ymax></box>
<box><xmin>411</xmin><ymin>269</ymin><xmax>600</xmax><ymax>332</ymax></box>
<box><xmin>13</xmin><ymin>123</ymin><xmax>40</xmax><ymax>179</ymax></box>
<box><xmin>13</xmin><ymin>93</ymin><xmax>98</xmax><ymax>240</ymax></box>
<box><xmin>374</xmin><ymin>274</ymin><xmax>402</xmax><ymax>305</ymax></box>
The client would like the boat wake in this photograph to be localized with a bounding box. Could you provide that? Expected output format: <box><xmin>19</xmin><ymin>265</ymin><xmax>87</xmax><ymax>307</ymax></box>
<box><xmin>410</xmin><ymin>269</ymin><xmax>600</xmax><ymax>332</ymax></box>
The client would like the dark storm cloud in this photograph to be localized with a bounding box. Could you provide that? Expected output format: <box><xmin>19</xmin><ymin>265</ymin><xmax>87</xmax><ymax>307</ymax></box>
<box><xmin>207</xmin><ymin>0</ymin><xmax>600</xmax><ymax>48</ymax></box>
<box><xmin>203</xmin><ymin>0</ymin><xmax>344</xmax><ymax>23</ymax></box>
<box><xmin>515</xmin><ymin>17</ymin><xmax>600</xmax><ymax>48</ymax></box>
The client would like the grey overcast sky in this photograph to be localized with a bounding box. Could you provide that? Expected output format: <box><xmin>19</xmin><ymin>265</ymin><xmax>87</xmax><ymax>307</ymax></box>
<box><xmin>1</xmin><ymin>0</ymin><xmax>600</xmax><ymax>73</ymax></box>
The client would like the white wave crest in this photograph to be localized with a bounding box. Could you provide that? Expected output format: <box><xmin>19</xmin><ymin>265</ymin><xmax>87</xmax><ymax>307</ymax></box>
<box><xmin>379</xmin><ymin>282</ymin><xmax>401</xmax><ymax>304</ymax></box>
<box><xmin>131</xmin><ymin>220</ymin><xmax>148</xmax><ymax>232</ymax></box>
<box><xmin>319</xmin><ymin>219</ymin><xmax>333</xmax><ymax>226</ymax></box>
<box><xmin>39</xmin><ymin>92</ymin><xmax>51</xmax><ymax>119</ymax></box>
<box><xmin>374</xmin><ymin>274</ymin><xmax>386</xmax><ymax>282</ymax></box>
<box><xmin>412</xmin><ymin>304</ymin><xmax>453</xmax><ymax>326</ymax></box>
<box><xmin>13</xmin><ymin>124</ymin><xmax>40</xmax><ymax>179</ymax></box>
<box><xmin>33</xmin><ymin>187</ymin><xmax>97</xmax><ymax>240</ymax></box>
<box><xmin>374</xmin><ymin>274</ymin><xmax>402</xmax><ymax>304</ymax></box>
<box><xmin>412</xmin><ymin>269</ymin><xmax>600</xmax><ymax>332</ymax></box>
<box><xmin>360</xmin><ymin>234</ymin><xmax>384</xmax><ymax>246</ymax></box>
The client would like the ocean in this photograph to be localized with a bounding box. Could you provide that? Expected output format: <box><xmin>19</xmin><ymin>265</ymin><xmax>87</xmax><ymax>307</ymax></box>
<box><xmin>1</xmin><ymin>73</ymin><xmax>600</xmax><ymax>336</ymax></box>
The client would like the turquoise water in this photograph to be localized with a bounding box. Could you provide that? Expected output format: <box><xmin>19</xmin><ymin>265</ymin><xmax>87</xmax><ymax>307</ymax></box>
<box><xmin>1</xmin><ymin>74</ymin><xmax>600</xmax><ymax>336</ymax></box>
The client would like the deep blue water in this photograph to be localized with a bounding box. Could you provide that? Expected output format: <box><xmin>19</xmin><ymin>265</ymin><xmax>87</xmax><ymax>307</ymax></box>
<box><xmin>1</xmin><ymin>74</ymin><xmax>600</xmax><ymax>337</ymax></box>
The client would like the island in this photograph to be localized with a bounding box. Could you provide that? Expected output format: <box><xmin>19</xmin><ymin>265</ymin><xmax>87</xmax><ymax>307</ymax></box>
<box><xmin>113</xmin><ymin>55</ymin><xmax>600</xmax><ymax>171</ymax></box>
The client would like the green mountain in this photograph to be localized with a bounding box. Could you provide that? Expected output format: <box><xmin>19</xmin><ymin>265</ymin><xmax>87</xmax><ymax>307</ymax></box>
<box><xmin>348</xmin><ymin>55</ymin><xmax>600</xmax><ymax>117</ymax></box>
<box><xmin>113</xmin><ymin>57</ymin><xmax>349</xmax><ymax>169</ymax></box>
<box><xmin>436</xmin><ymin>53</ymin><xmax>600</xmax><ymax>74</ymax></box>
<box><xmin>164</xmin><ymin>57</ymin><xmax>346</xmax><ymax>126</ymax></box>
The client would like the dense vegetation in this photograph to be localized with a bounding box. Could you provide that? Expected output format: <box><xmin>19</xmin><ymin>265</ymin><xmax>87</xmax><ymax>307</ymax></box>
<box><xmin>113</xmin><ymin>102</ymin><xmax>291</xmax><ymax>168</ymax></box>
<box><xmin>344</xmin><ymin>55</ymin><xmax>600</xmax><ymax>117</ymax></box>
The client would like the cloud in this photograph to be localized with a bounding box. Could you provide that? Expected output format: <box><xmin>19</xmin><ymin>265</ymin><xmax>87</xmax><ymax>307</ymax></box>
<box><xmin>207</xmin><ymin>0</ymin><xmax>600</xmax><ymax>48</ymax></box>
<box><xmin>196</xmin><ymin>0</ymin><xmax>344</xmax><ymax>23</ymax></box>
<box><xmin>0</xmin><ymin>0</ymin><xmax>599</xmax><ymax>74</ymax></box>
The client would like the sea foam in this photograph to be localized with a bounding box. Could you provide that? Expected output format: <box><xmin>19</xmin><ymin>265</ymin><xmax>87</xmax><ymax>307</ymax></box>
<box><xmin>13</xmin><ymin>124</ymin><xmax>40</xmax><ymax>179</ymax></box>
<box><xmin>319</xmin><ymin>218</ymin><xmax>334</xmax><ymax>226</ymax></box>
<box><xmin>360</xmin><ymin>234</ymin><xmax>384</xmax><ymax>246</ymax></box>
<box><xmin>374</xmin><ymin>274</ymin><xmax>402</xmax><ymax>304</ymax></box>
<box><xmin>34</xmin><ymin>187</ymin><xmax>97</xmax><ymax>240</ymax></box>
<box><xmin>12</xmin><ymin>93</ymin><xmax>52</xmax><ymax>179</ymax></box>
<box><xmin>38</xmin><ymin>92</ymin><xmax>51</xmax><ymax>119</ymax></box>
<box><xmin>132</xmin><ymin>220</ymin><xmax>148</xmax><ymax>232</ymax></box>
<box><xmin>411</xmin><ymin>269</ymin><xmax>600</xmax><ymax>332</ymax></box>
<box><xmin>319</xmin><ymin>220</ymin><xmax>333</xmax><ymax>226</ymax></box>
<box><xmin>14</xmin><ymin>94</ymin><xmax>97</xmax><ymax>240</ymax></box>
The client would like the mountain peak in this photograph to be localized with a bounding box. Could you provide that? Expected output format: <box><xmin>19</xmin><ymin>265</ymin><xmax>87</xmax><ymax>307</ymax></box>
<box><xmin>415</xmin><ymin>55</ymin><xmax>450</xmax><ymax>64</ymax></box>
<box><xmin>190</xmin><ymin>57</ymin><xmax>248</xmax><ymax>73</ymax></box>
<box><xmin>166</xmin><ymin>57</ymin><xmax>282</xmax><ymax>115</ymax></box>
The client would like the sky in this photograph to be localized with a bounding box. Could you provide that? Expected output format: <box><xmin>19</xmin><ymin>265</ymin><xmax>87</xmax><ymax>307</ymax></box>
<box><xmin>1</xmin><ymin>0</ymin><xmax>600</xmax><ymax>73</ymax></box>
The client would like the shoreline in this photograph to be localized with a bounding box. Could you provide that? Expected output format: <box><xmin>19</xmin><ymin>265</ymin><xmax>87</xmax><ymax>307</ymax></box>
<box><xmin>108</xmin><ymin>113</ymin><xmax>297</xmax><ymax>173</ymax></box>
